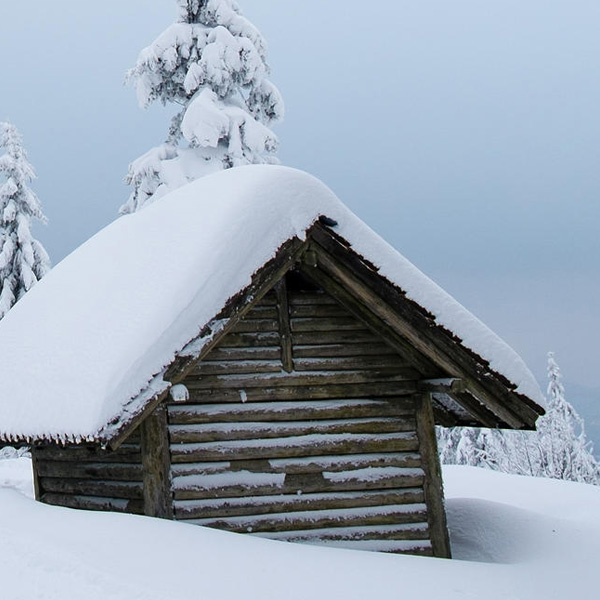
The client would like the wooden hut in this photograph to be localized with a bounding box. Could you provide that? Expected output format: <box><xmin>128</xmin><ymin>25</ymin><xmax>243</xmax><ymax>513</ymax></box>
<box><xmin>0</xmin><ymin>166</ymin><xmax>544</xmax><ymax>558</ymax></box>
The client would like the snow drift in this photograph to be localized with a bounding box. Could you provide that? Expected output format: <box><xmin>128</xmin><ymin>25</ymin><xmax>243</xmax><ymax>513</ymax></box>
<box><xmin>0</xmin><ymin>460</ymin><xmax>597</xmax><ymax>600</ymax></box>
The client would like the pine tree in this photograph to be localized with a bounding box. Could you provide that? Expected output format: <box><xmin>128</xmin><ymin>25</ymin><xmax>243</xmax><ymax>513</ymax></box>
<box><xmin>0</xmin><ymin>122</ymin><xmax>50</xmax><ymax>318</ymax></box>
<box><xmin>121</xmin><ymin>0</ymin><xmax>284</xmax><ymax>214</ymax></box>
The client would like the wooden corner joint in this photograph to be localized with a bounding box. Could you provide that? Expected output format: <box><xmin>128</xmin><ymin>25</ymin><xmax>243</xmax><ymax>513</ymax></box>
<box><xmin>419</xmin><ymin>378</ymin><xmax>465</xmax><ymax>395</ymax></box>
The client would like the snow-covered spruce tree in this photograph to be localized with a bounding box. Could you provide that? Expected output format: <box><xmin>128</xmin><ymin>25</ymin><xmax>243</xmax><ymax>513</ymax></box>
<box><xmin>0</xmin><ymin>122</ymin><xmax>50</xmax><ymax>318</ymax></box>
<box><xmin>537</xmin><ymin>353</ymin><xmax>599</xmax><ymax>484</ymax></box>
<box><xmin>121</xmin><ymin>0</ymin><xmax>283</xmax><ymax>214</ymax></box>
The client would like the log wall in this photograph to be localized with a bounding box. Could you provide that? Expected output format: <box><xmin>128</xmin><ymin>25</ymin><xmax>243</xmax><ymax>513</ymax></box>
<box><xmin>168</xmin><ymin>286</ymin><xmax>435</xmax><ymax>555</ymax></box>
<box><xmin>32</xmin><ymin>430</ymin><xmax>144</xmax><ymax>515</ymax></box>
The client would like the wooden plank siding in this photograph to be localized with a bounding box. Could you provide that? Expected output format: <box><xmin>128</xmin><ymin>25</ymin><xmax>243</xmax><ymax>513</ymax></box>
<box><xmin>32</xmin><ymin>430</ymin><xmax>144</xmax><ymax>515</ymax></box>
<box><xmin>167</xmin><ymin>286</ymin><xmax>435</xmax><ymax>555</ymax></box>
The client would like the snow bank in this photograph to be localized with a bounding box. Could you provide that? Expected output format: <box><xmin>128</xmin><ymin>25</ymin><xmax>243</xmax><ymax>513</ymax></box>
<box><xmin>0</xmin><ymin>165</ymin><xmax>542</xmax><ymax>442</ymax></box>
<box><xmin>0</xmin><ymin>460</ymin><xmax>597</xmax><ymax>600</ymax></box>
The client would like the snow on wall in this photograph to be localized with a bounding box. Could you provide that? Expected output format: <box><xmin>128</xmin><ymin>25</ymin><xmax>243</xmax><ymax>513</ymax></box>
<box><xmin>0</xmin><ymin>165</ymin><xmax>543</xmax><ymax>443</ymax></box>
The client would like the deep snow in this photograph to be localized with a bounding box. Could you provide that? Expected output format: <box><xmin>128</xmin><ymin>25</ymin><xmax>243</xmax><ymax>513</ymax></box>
<box><xmin>0</xmin><ymin>458</ymin><xmax>597</xmax><ymax>600</ymax></box>
<box><xmin>0</xmin><ymin>165</ymin><xmax>542</xmax><ymax>444</ymax></box>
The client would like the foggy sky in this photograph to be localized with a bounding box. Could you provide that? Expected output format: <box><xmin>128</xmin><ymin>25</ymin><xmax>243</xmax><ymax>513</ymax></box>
<box><xmin>1</xmin><ymin>1</ymin><xmax>599</xmax><ymax>395</ymax></box>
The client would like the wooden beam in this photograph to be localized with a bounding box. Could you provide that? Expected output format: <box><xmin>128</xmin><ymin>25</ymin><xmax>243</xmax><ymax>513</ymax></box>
<box><xmin>299</xmin><ymin>263</ymin><xmax>441</xmax><ymax>378</ymax></box>
<box><xmin>107</xmin><ymin>236</ymin><xmax>308</xmax><ymax>449</ymax></box>
<box><xmin>275</xmin><ymin>278</ymin><xmax>293</xmax><ymax>372</ymax></box>
<box><xmin>306</xmin><ymin>231</ymin><xmax>541</xmax><ymax>428</ymax></box>
<box><xmin>414</xmin><ymin>392</ymin><xmax>452</xmax><ymax>559</ymax></box>
<box><xmin>419</xmin><ymin>378</ymin><xmax>465</xmax><ymax>395</ymax></box>
<box><xmin>140</xmin><ymin>404</ymin><xmax>173</xmax><ymax>519</ymax></box>
<box><xmin>31</xmin><ymin>448</ymin><xmax>42</xmax><ymax>501</ymax></box>
<box><xmin>165</xmin><ymin>235</ymin><xmax>307</xmax><ymax>385</ymax></box>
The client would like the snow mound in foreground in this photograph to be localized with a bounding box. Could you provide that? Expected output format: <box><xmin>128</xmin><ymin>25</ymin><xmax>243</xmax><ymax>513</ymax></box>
<box><xmin>0</xmin><ymin>460</ymin><xmax>598</xmax><ymax>600</ymax></box>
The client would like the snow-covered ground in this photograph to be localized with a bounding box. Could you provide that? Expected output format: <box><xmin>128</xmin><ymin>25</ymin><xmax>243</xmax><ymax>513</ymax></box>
<box><xmin>0</xmin><ymin>459</ymin><xmax>597</xmax><ymax>599</ymax></box>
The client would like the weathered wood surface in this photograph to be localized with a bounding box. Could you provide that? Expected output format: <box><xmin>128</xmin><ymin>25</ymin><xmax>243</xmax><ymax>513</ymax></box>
<box><xmin>293</xmin><ymin>343</ymin><xmax>397</xmax><ymax>358</ymax></box>
<box><xmin>35</xmin><ymin>461</ymin><xmax>143</xmax><ymax>481</ymax></box>
<box><xmin>164</xmin><ymin>283</ymin><xmax>434</xmax><ymax>556</ymax></box>
<box><xmin>192</xmin><ymin>355</ymin><xmax>407</xmax><ymax>376</ymax></box>
<box><xmin>169</xmin><ymin>417</ymin><xmax>415</xmax><ymax>443</ymax></box>
<box><xmin>40</xmin><ymin>478</ymin><xmax>143</xmax><ymax>500</ymax></box>
<box><xmin>172</xmin><ymin>467</ymin><xmax>425</xmax><ymax>500</ymax></box>
<box><xmin>258</xmin><ymin>534</ymin><xmax>433</xmax><ymax>556</ymax></box>
<box><xmin>189</xmin><ymin>503</ymin><xmax>428</xmax><ymax>533</ymax></box>
<box><xmin>168</xmin><ymin>399</ymin><xmax>415</xmax><ymax>424</ymax></box>
<box><xmin>171</xmin><ymin>452</ymin><xmax>421</xmax><ymax>477</ymax></box>
<box><xmin>415</xmin><ymin>392</ymin><xmax>452</xmax><ymax>559</ymax></box>
<box><xmin>174</xmin><ymin>488</ymin><xmax>425</xmax><ymax>519</ymax></box>
<box><xmin>41</xmin><ymin>493</ymin><xmax>144</xmax><ymax>514</ymax></box>
<box><xmin>140</xmin><ymin>404</ymin><xmax>173</xmax><ymax>519</ymax></box>
<box><xmin>275</xmin><ymin>279</ymin><xmax>293</xmax><ymax>373</ymax></box>
<box><xmin>164</xmin><ymin>235</ymin><xmax>306</xmax><ymax>387</ymax></box>
<box><xmin>186</xmin><ymin>369</ymin><xmax>419</xmax><ymax>391</ymax></box>
<box><xmin>33</xmin><ymin>434</ymin><xmax>145</xmax><ymax>514</ymax></box>
<box><xmin>179</xmin><ymin>382</ymin><xmax>419</xmax><ymax>404</ymax></box>
<box><xmin>254</xmin><ymin>523</ymin><xmax>429</xmax><ymax>542</ymax></box>
<box><xmin>171</xmin><ymin>432</ymin><xmax>420</xmax><ymax>463</ymax></box>
<box><xmin>306</xmin><ymin>226</ymin><xmax>544</xmax><ymax>427</ymax></box>
<box><xmin>34</xmin><ymin>443</ymin><xmax>141</xmax><ymax>463</ymax></box>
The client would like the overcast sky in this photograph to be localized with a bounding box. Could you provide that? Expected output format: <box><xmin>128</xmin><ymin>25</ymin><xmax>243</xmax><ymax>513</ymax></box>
<box><xmin>1</xmin><ymin>1</ymin><xmax>599</xmax><ymax>399</ymax></box>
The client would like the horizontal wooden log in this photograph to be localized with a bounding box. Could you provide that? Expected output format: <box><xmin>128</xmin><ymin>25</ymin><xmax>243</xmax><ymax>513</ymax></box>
<box><xmin>169</xmin><ymin>417</ymin><xmax>415</xmax><ymax>444</ymax></box>
<box><xmin>255</xmin><ymin>293</ymin><xmax>277</xmax><ymax>306</ymax></box>
<box><xmin>288</xmin><ymin>293</ymin><xmax>337</xmax><ymax>306</ymax></box>
<box><xmin>35</xmin><ymin>461</ymin><xmax>143</xmax><ymax>482</ymax></box>
<box><xmin>290</xmin><ymin>304</ymin><xmax>350</xmax><ymax>318</ymax></box>
<box><xmin>188</xmin><ymin>503</ymin><xmax>428</xmax><ymax>533</ymax></box>
<box><xmin>171</xmin><ymin>451</ymin><xmax>422</xmax><ymax>478</ymax></box>
<box><xmin>172</xmin><ymin>467</ymin><xmax>424</xmax><ymax>501</ymax></box>
<box><xmin>292</xmin><ymin>356</ymin><xmax>407</xmax><ymax>372</ymax></box>
<box><xmin>243</xmin><ymin>306</ymin><xmax>278</xmax><ymax>319</ymax></box>
<box><xmin>192</xmin><ymin>360</ymin><xmax>284</xmax><ymax>377</ymax></box>
<box><xmin>41</xmin><ymin>493</ymin><xmax>144</xmax><ymax>514</ymax></box>
<box><xmin>267</xmin><ymin>452</ymin><xmax>422</xmax><ymax>474</ymax></box>
<box><xmin>171</xmin><ymin>452</ymin><xmax>421</xmax><ymax>476</ymax></box>
<box><xmin>174</xmin><ymin>488</ymin><xmax>424</xmax><ymax>520</ymax></box>
<box><xmin>202</xmin><ymin>347</ymin><xmax>281</xmax><ymax>362</ymax></box>
<box><xmin>33</xmin><ymin>444</ymin><xmax>141</xmax><ymax>463</ymax></box>
<box><xmin>230</xmin><ymin>319</ymin><xmax>279</xmax><ymax>333</ymax></box>
<box><xmin>290</xmin><ymin>317</ymin><xmax>367</xmax><ymax>332</ymax></box>
<box><xmin>171</xmin><ymin>432</ymin><xmax>420</xmax><ymax>463</ymax></box>
<box><xmin>177</xmin><ymin>381</ymin><xmax>419</xmax><ymax>404</ymax></box>
<box><xmin>217</xmin><ymin>332</ymin><xmax>280</xmax><ymax>348</ymax></box>
<box><xmin>292</xmin><ymin>330</ymin><xmax>381</xmax><ymax>346</ymax></box>
<box><xmin>251</xmin><ymin>522</ymin><xmax>429</xmax><ymax>543</ymax></box>
<box><xmin>168</xmin><ymin>398</ymin><xmax>415</xmax><ymax>424</ymax></box>
<box><xmin>40</xmin><ymin>478</ymin><xmax>143</xmax><ymax>500</ymax></box>
<box><xmin>262</xmin><ymin>534</ymin><xmax>433</xmax><ymax>555</ymax></box>
<box><xmin>292</xmin><ymin>343</ymin><xmax>397</xmax><ymax>359</ymax></box>
<box><xmin>185</xmin><ymin>369</ymin><xmax>420</xmax><ymax>391</ymax></box>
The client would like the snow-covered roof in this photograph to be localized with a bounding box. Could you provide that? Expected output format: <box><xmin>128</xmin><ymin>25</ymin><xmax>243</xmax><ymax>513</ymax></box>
<box><xmin>0</xmin><ymin>165</ymin><xmax>543</xmax><ymax>444</ymax></box>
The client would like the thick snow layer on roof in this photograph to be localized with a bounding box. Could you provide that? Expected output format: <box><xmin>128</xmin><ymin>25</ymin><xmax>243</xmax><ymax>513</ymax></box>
<box><xmin>0</xmin><ymin>165</ymin><xmax>543</xmax><ymax>441</ymax></box>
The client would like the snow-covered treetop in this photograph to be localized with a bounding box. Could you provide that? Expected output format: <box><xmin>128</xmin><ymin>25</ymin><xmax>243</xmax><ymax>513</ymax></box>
<box><xmin>0</xmin><ymin>122</ymin><xmax>50</xmax><ymax>318</ymax></box>
<box><xmin>0</xmin><ymin>166</ymin><xmax>542</xmax><ymax>444</ymax></box>
<box><xmin>122</xmin><ymin>0</ymin><xmax>283</xmax><ymax>214</ymax></box>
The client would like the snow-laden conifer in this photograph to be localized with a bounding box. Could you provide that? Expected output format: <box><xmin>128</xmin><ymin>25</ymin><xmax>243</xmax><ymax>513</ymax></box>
<box><xmin>437</xmin><ymin>353</ymin><xmax>600</xmax><ymax>485</ymax></box>
<box><xmin>121</xmin><ymin>0</ymin><xmax>283</xmax><ymax>214</ymax></box>
<box><xmin>537</xmin><ymin>353</ymin><xmax>599</xmax><ymax>483</ymax></box>
<box><xmin>0</xmin><ymin>122</ymin><xmax>50</xmax><ymax>318</ymax></box>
